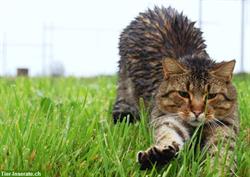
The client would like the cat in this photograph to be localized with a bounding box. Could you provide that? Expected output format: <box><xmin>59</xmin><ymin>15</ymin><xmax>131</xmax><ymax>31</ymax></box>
<box><xmin>112</xmin><ymin>6</ymin><xmax>239</xmax><ymax>175</ymax></box>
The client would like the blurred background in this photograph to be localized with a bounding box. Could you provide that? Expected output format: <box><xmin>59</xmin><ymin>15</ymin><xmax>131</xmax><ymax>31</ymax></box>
<box><xmin>0</xmin><ymin>0</ymin><xmax>249</xmax><ymax>76</ymax></box>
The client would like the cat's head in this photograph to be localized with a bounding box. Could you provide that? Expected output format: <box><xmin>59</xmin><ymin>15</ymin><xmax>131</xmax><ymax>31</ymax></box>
<box><xmin>157</xmin><ymin>56</ymin><xmax>237</xmax><ymax>126</ymax></box>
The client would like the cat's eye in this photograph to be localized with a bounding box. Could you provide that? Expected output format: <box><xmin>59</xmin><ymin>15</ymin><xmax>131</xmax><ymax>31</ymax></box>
<box><xmin>178</xmin><ymin>91</ymin><xmax>190</xmax><ymax>98</ymax></box>
<box><xmin>207</xmin><ymin>93</ymin><xmax>217</xmax><ymax>100</ymax></box>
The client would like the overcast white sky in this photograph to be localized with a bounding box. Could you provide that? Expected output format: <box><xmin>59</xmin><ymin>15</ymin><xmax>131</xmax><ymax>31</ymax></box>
<box><xmin>0</xmin><ymin>0</ymin><xmax>249</xmax><ymax>76</ymax></box>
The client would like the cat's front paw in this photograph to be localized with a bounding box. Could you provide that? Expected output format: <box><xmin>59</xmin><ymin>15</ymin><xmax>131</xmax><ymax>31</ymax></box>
<box><xmin>137</xmin><ymin>142</ymin><xmax>180</xmax><ymax>170</ymax></box>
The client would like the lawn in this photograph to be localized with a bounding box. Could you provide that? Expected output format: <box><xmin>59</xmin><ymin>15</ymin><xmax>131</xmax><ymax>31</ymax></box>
<box><xmin>0</xmin><ymin>75</ymin><xmax>249</xmax><ymax>177</ymax></box>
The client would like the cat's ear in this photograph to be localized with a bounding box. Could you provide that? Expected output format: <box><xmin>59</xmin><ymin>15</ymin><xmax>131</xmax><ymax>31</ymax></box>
<box><xmin>209</xmin><ymin>60</ymin><xmax>236</xmax><ymax>81</ymax></box>
<box><xmin>162</xmin><ymin>58</ymin><xmax>188</xmax><ymax>79</ymax></box>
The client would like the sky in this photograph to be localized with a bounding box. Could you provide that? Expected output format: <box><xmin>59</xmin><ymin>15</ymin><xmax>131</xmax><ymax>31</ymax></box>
<box><xmin>0</xmin><ymin>0</ymin><xmax>249</xmax><ymax>76</ymax></box>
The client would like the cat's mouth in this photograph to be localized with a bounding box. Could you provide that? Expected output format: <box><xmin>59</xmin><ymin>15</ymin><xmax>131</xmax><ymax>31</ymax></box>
<box><xmin>188</xmin><ymin>112</ymin><xmax>206</xmax><ymax>126</ymax></box>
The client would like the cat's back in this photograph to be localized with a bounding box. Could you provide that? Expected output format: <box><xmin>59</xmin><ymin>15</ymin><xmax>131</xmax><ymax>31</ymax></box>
<box><xmin>118</xmin><ymin>6</ymin><xmax>207</xmax><ymax>102</ymax></box>
<box><xmin>119</xmin><ymin>6</ymin><xmax>207</xmax><ymax>61</ymax></box>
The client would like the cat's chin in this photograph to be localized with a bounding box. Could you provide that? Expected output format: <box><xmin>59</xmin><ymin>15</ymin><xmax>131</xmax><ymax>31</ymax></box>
<box><xmin>188</xmin><ymin>120</ymin><xmax>204</xmax><ymax>127</ymax></box>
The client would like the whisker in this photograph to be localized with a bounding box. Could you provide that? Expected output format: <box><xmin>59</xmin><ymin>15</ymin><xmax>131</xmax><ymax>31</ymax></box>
<box><xmin>212</xmin><ymin>119</ymin><xmax>232</xmax><ymax>136</ymax></box>
<box><xmin>213</xmin><ymin>118</ymin><xmax>230</xmax><ymax>129</ymax></box>
<box><xmin>207</xmin><ymin>122</ymin><xmax>216</xmax><ymax>135</ymax></box>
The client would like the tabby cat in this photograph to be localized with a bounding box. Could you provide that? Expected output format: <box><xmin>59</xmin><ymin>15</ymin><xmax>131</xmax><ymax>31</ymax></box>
<box><xmin>112</xmin><ymin>6</ymin><xmax>239</xmax><ymax>175</ymax></box>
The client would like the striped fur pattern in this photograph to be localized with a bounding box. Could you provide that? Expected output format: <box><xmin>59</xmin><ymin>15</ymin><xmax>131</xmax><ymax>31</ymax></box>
<box><xmin>112</xmin><ymin>6</ymin><xmax>239</xmax><ymax>174</ymax></box>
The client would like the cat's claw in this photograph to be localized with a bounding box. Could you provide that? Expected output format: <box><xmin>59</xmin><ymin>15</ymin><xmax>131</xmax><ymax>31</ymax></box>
<box><xmin>137</xmin><ymin>142</ymin><xmax>179</xmax><ymax>170</ymax></box>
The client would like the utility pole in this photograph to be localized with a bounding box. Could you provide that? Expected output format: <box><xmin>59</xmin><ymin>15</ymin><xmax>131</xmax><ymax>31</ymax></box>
<box><xmin>240</xmin><ymin>0</ymin><xmax>245</xmax><ymax>73</ymax></box>
<box><xmin>49</xmin><ymin>23</ymin><xmax>54</xmax><ymax>65</ymax></box>
<box><xmin>42</xmin><ymin>24</ymin><xmax>47</xmax><ymax>76</ymax></box>
<box><xmin>2</xmin><ymin>33</ymin><xmax>7</xmax><ymax>76</ymax></box>
<box><xmin>198</xmin><ymin>0</ymin><xmax>202</xmax><ymax>29</ymax></box>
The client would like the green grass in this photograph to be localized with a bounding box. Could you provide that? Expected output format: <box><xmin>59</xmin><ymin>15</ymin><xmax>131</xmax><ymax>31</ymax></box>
<box><xmin>0</xmin><ymin>75</ymin><xmax>249</xmax><ymax>177</ymax></box>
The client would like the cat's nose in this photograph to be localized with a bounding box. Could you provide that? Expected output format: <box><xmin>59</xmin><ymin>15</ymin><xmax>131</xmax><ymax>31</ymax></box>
<box><xmin>192</xmin><ymin>110</ymin><xmax>202</xmax><ymax>118</ymax></box>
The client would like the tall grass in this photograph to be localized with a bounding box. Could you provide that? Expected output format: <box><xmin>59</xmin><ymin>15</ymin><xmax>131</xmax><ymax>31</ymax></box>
<box><xmin>0</xmin><ymin>75</ymin><xmax>249</xmax><ymax>177</ymax></box>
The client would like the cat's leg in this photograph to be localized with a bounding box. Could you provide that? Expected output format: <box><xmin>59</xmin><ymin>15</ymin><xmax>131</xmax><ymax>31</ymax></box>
<box><xmin>202</xmin><ymin>123</ymin><xmax>238</xmax><ymax>176</ymax></box>
<box><xmin>137</xmin><ymin>110</ymin><xmax>190</xmax><ymax>169</ymax></box>
<box><xmin>112</xmin><ymin>63</ymin><xmax>139</xmax><ymax>123</ymax></box>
